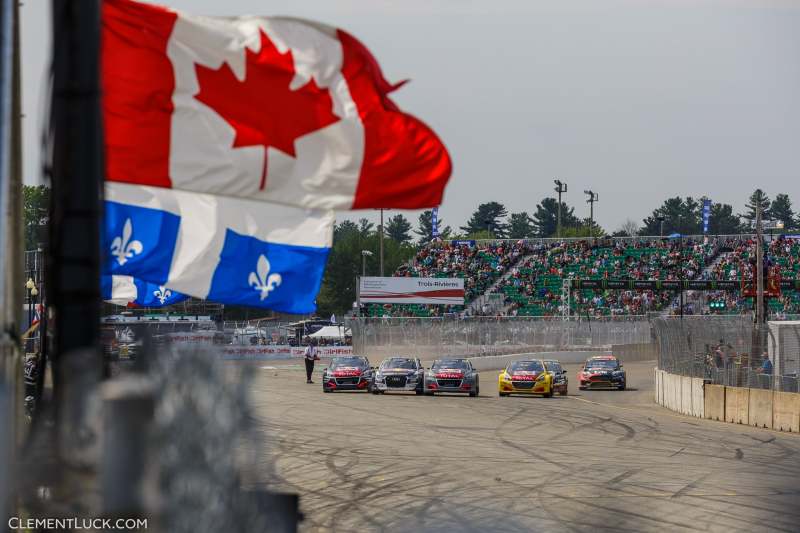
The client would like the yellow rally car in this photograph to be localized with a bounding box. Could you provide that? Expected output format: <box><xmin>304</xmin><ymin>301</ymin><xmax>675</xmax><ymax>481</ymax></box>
<box><xmin>498</xmin><ymin>359</ymin><xmax>553</xmax><ymax>397</ymax></box>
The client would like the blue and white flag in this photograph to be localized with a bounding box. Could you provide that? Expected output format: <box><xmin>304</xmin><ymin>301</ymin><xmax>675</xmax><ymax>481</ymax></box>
<box><xmin>102</xmin><ymin>274</ymin><xmax>189</xmax><ymax>307</ymax></box>
<box><xmin>431</xmin><ymin>207</ymin><xmax>439</xmax><ymax>239</ymax></box>
<box><xmin>104</xmin><ymin>183</ymin><xmax>334</xmax><ymax>314</ymax></box>
<box><xmin>702</xmin><ymin>199</ymin><xmax>712</xmax><ymax>234</ymax></box>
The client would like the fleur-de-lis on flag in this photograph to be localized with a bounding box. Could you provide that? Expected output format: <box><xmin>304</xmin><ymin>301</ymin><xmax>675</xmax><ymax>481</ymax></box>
<box><xmin>153</xmin><ymin>286</ymin><xmax>172</xmax><ymax>305</ymax></box>
<box><xmin>110</xmin><ymin>218</ymin><xmax>143</xmax><ymax>266</ymax></box>
<box><xmin>248</xmin><ymin>254</ymin><xmax>282</xmax><ymax>300</ymax></box>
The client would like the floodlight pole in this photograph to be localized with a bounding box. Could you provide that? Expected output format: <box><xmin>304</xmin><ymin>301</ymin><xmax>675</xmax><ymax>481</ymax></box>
<box><xmin>554</xmin><ymin>180</ymin><xmax>567</xmax><ymax>238</ymax></box>
<box><xmin>584</xmin><ymin>190</ymin><xmax>598</xmax><ymax>234</ymax></box>
<box><xmin>755</xmin><ymin>203</ymin><xmax>764</xmax><ymax>325</ymax></box>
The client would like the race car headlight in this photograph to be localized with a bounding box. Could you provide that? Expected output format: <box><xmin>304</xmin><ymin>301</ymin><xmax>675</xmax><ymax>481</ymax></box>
<box><xmin>500</xmin><ymin>373</ymin><xmax>511</xmax><ymax>381</ymax></box>
<box><xmin>536</xmin><ymin>374</ymin><xmax>547</xmax><ymax>382</ymax></box>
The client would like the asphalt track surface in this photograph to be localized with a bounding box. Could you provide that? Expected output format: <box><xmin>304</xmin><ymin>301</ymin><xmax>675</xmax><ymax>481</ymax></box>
<box><xmin>242</xmin><ymin>360</ymin><xmax>800</xmax><ymax>532</ymax></box>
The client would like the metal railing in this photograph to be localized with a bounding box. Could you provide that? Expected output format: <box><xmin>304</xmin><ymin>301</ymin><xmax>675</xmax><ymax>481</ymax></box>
<box><xmin>653</xmin><ymin>316</ymin><xmax>799</xmax><ymax>392</ymax></box>
<box><xmin>347</xmin><ymin>316</ymin><xmax>653</xmax><ymax>359</ymax></box>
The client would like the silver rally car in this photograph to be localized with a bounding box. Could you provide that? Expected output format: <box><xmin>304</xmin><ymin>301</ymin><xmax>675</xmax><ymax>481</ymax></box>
<box><xmin>373</xmin><ymin>357</ymin><xmax>424</xmax><ymax>395</ymax></box>
<box><xmin>424</xmin><ymin>358</ymin><xmax>480</xmax><ymax>397</ymax></box>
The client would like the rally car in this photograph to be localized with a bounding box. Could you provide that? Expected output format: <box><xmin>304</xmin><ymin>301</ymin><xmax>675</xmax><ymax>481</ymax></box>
<box><xmin>373</xmin><ymin>357</ymin><xmax>425</xmax><ymax>394</ymax></box>
<box><xmin>322</xmin><ymin>356</ymin><xmax>375</xmax><ymax>392</ymax></box>
<box><xmin>543</xmin><ymin>359</ymin><xmax>568</xmax><ymax>396</ymax></box>
<box><xmin>577</xmin><ymin>355</ymin><xmax>626</xmax><ymax>390</ymax></box>
<box><xmin>498</xmin><ymin>359</ymin><xmax>553</xmax><ymax>397</ymax></box>
<box><xmin>424</xmin><ymin>358</ymin><xmax>480</xmax><ymax>397</ymax></box>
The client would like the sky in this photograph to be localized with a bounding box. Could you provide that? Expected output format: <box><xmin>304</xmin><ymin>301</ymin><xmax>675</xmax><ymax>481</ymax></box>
<box><xmin>19</xmin><ymin>0</ymin><xmax>800</xmax><ymax>234</ymax></box>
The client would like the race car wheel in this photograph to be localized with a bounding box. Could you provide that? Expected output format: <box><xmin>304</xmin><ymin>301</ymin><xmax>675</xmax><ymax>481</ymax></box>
<box><xmin>579</xmin><ymin>386</ymin><xmax>587</xmax><ymax>391</ymax></box>
<box><xmin>618</xmin><ymin>383</ymin><xmax>626</xmax><ymax>391</ymax></box>
<box><xmin>559</xmin><ymin>388</ymin><xmax>568</xmax><ymax>396</ymax></box>
<box><xmin>323</xmin><ymin>388</ymin><xmax>332</xmax><ymax>393</ymax></box>
<box><xmin>499</xmin><ymin>392</ymin><xmax>509</xmax><ymax>397</ymax></box>
<box><xmin>415</xmin><ymin>389</ymin><xmax>423</xmax><ymax>395</ymax></box>
<box><xmin>469</xmin><ymin>379</ymin><xmax>479</xmax><ymax>397</ymax></box>
<box><xmin>544</xmin><ymin>387</ymin><xmax>553</xmax><ymax>398</ymax></box>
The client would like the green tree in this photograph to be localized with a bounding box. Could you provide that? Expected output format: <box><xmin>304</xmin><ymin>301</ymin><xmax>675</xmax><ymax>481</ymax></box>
<box><xmin>641</xmin><ymin>197</ymin><xmax>701</xmax><ymax>236</ymax></box>
<box><xmin>561</xmin><ymin>219</ymin><xmax>605</xmax><ymax>238</ymax></box>
<box><xmin>769</xmin><ymin>193</ymin><xmax>795</xmax><ymax>230</ymax></box>
<box><xmin>741</xmin><ymin>189</ymin><xmax>771</xmax><ymax>225</ymax></box>
<box><xmin>384</xmin><ymin>213</ymin><xmax>413</xmax><ymax>243</ymax></box>
<box><xmin>358</xmin><ymin>218</ymin><xmax>375</xmax><ymax>237</ymax></box>
<box><xmin>707</xmin><ymin>203</ymin><xmax>742</xmax><ymax>234</ymax></box>
<box><xmin>23</xmin><ymin>185</ymin><xmax>49</xmax><ymax>251</ymax></box>
<box><xmin>460</xmin><ymin>202</ymin><xmax>509</xmax><ymax>238</ymax></box>
<box><xmin>415</xmin><ymin>210</ymin><xmax>451</xmax><ymax>243</ymax></box>
<box><xmin>316</xmin><ymin>221</ymin><xmax>416</xmax><ymax>316</ymax></box>
<box><xmin>531</xmin><ymin>197</ymin><xmax>579</xmax><ymax>237</ymax></box>
<box><xmin>507</xmin><ymin>212</ymin><xmax>536</xmax><ymax>239</ymax></box>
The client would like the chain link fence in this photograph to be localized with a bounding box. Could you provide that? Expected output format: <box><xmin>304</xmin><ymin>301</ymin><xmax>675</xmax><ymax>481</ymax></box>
<box><xmin>347</xmin><ymin>316</ymin><xmax>652</xmax><ymax>359</ymax></box>
<box><xmin>653</xmin><ymin>316</ymin><xmax>800</xmax><ymax>392</ymax></box>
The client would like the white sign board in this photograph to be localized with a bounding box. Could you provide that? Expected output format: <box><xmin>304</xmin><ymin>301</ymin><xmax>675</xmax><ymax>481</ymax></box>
<box><xmin>220</xmin><ymin>345</ymin><xmax>353</xmax><ymax>360</ymax></box>
<box><xmin>359</xmin><ymin>277</ymin><xmax>465</xmax><ymax>305</ymax></box>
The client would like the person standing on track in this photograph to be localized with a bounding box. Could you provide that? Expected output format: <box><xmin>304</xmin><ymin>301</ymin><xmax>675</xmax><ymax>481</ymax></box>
<box><xmin>304</xmin><ymin>338</ymin><xmax>319</xmax><ymax>384</ymax></box>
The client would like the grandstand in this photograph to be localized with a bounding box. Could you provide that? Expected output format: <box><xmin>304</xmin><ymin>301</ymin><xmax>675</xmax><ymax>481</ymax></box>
<box><xmin>365</xmin><ymin>235</ymin><xmax>800</xmax><ymax>318</ymax></box>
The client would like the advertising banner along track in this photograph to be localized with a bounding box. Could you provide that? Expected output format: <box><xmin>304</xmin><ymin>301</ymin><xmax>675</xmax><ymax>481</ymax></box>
<box><xmin>359</xmin><ymin>277</ymin><xmax>464</xmax><ymax>305</ymax></box>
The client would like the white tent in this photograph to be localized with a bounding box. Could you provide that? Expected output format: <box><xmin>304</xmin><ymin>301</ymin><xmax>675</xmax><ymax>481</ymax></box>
<box><xmin>309</xmin><ymin>325</ymin><xmax>351</xmax><ymax>339</ymax></box>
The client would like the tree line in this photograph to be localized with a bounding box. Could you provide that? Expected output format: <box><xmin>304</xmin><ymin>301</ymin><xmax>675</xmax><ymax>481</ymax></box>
<box><xmin>20</xmin><ymin>185</ymin><xmax>800</xmax><ymax>316</ymax></box>
<box><xmin>371</xmin><ymin>188</ymin><xmax>798</xmax><ymax>246</ymax></box>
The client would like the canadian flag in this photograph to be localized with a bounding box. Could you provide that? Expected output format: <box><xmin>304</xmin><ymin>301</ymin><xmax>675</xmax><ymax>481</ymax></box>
<box><xmin>102</xmin><ymin>0</ymin><xmax>452</xmax><ymax>210</ymax></box>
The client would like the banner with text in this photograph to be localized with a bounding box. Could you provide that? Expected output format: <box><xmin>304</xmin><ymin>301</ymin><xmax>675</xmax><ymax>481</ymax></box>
<box><xmin>359</xmin><ymin>276</ymin><xmax>465</xmax><ymax>305</ymax></box>
<box><xmin>220</xmin><ymin>345</ymin><xmax>353</xmax><ymax>360</ymax></box>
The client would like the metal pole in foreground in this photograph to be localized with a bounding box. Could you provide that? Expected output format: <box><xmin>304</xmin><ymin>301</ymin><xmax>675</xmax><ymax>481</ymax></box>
<box><xmin>0</xmin><ymin>0</ymin><xmax>24</xmax><ymax>520</ymax></box>
<box><xmin>50</xmin><ymin>0</ymin><xmax>104</xmax><ymax>467</ymax></box>
<box><xmin>379</xmin><ymin>209</ymin><xmax>384</xmax><ymax>277</ymax></box>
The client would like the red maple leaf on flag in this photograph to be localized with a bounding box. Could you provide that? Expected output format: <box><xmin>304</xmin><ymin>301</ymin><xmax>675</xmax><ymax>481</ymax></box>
<box><xmin>194</xmin><ymin>29</ymin><xmax>340</xmax><ymax>190</ymax></box>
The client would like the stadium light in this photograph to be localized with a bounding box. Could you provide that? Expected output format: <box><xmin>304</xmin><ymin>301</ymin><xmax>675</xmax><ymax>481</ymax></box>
<box><xmin>584</xmin><ymin>190</ymin><xmax>598</xmax><ymax>233</ymax></box>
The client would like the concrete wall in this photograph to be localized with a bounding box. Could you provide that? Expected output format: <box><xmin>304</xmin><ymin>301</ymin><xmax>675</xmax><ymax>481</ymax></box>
<box><xmin>704</xmin><ymin>385</ymin><xmax>725</xmax><ymax>421</ymax></box>
<box><xmin>655</xmin><ymin>368</ymin><xmax>800</xmax><ymax>433</ymax></box>
<box><xmin>612</xmin><ymin>343</ymin><xmax>659</xmax><ymax>363</ymax></box>
<box><xmin>773</xmin><ymin>392</ymin><xmax>800</xmax><ymax>432</ymax></box>
<box><xmin>748</xmin><ymin>389</ymin><xmax>773</xmax><ymax>429</ymax></box>
<box><xmin>725</xmin><ymin>387</ymin><xmax>749</xmax><ymax>425</ymax></box>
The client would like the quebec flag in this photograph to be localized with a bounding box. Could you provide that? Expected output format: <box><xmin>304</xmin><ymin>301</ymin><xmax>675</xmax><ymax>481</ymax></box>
<box><xmin>103</xmin><ymin>183</ymin><xmax>333</xmax><ymax>314</ymax></box>
<box><xmin>102</xmin><ymin>275</ymin><xmax>189</xmax><ymax>308</ymax></box>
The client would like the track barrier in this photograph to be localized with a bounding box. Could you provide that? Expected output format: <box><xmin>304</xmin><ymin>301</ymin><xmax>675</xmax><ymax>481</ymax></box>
<box><xmin>704</xmin><ymin>385</ymin><xmax>725</xmax><ymax>421</ymax></box>
<box><xmin>773</xmin><ymin>392</ymin><xmax>800</xmax><ymax>432</ymax></box>
<box><xmin>655</xmin><ymin>368</ymin><xmax>800</xmax><ymax>432</ymax></box>
<box><xmin>748</xmin><ymin>389</ymin><xmax>773</xmax><ymax>429</ymax></box>
<box><xmin>680</xmin><ymin>375</ymin><xmax>693</xmax><ymax>416</ymax></box>
<box><xmin>725</xmin><ymin>387</ymin><xmax>749</xmax><ymax>425</ymax></box>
